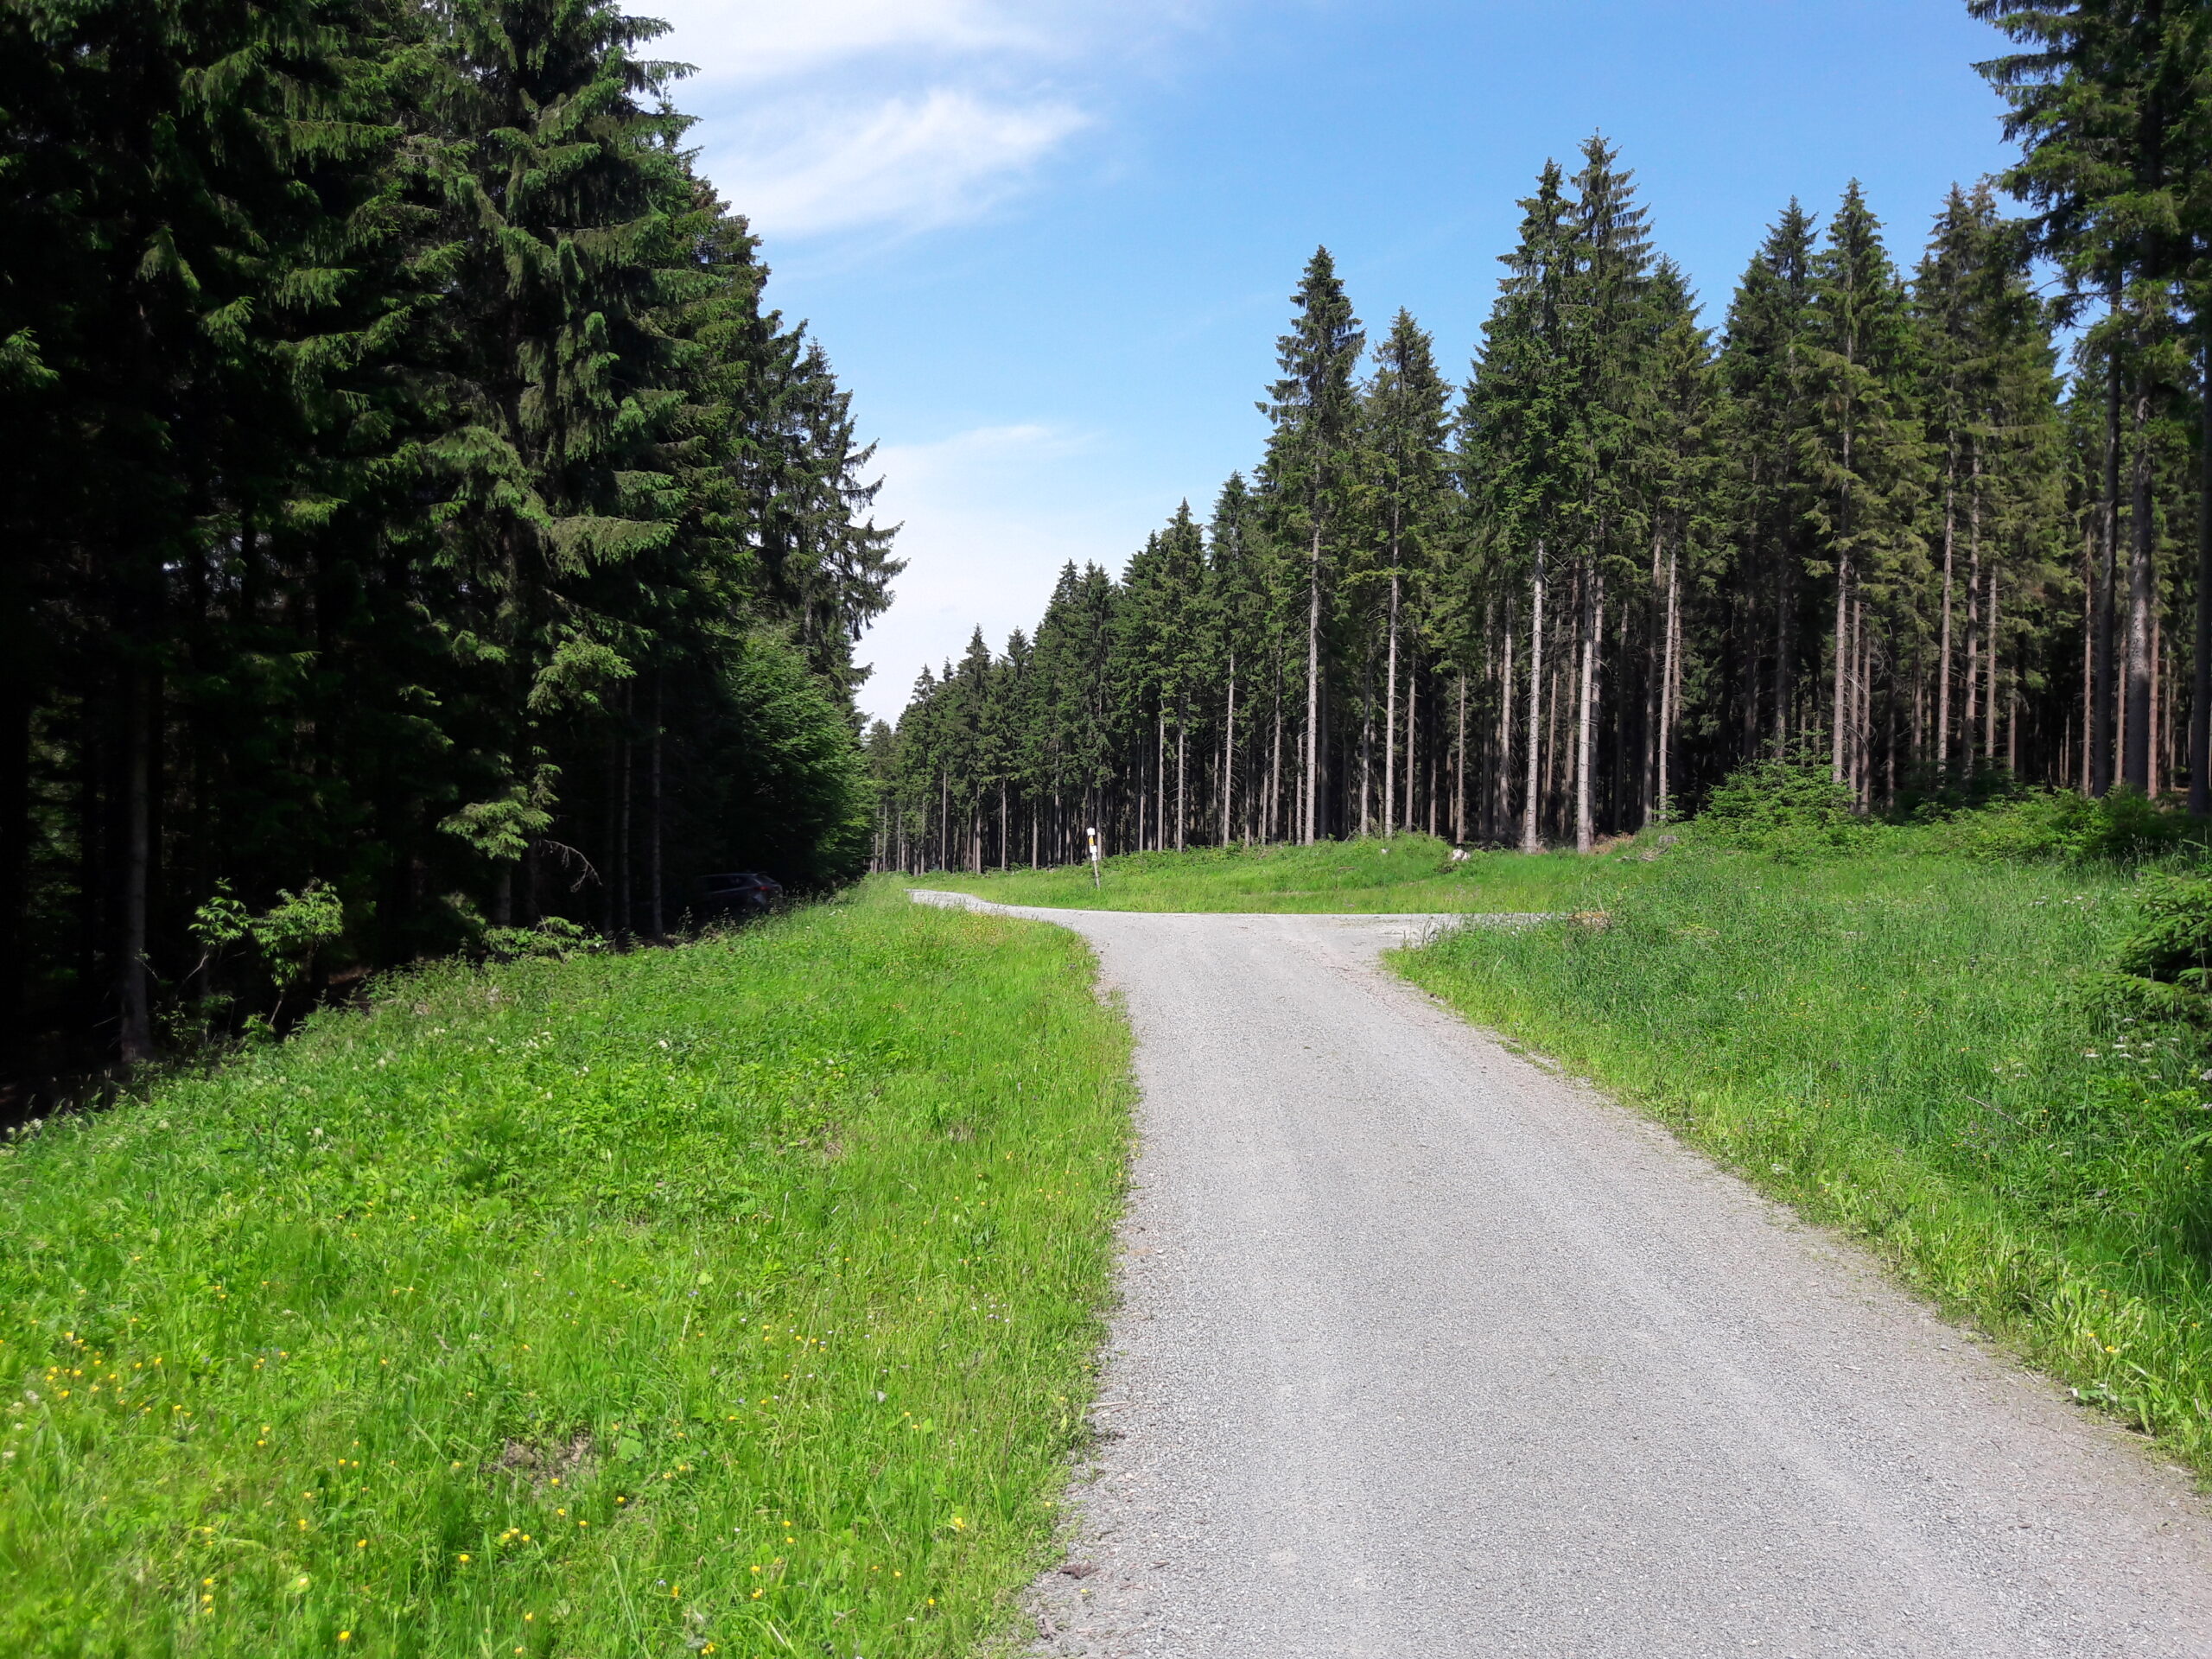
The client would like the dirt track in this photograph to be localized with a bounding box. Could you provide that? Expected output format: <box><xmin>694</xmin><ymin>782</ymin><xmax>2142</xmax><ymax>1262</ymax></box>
<box><xmin>914</xmin><ymin>891</ymin><xmax>2212</xmax><ymax>1657</ymax></box>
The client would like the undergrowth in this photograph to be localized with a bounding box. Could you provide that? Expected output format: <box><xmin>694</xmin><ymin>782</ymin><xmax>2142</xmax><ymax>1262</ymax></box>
<box><xmin>0</xmin><ymin>879</ymin><xmax>1131</xmax><ymax>1657</ymax></box>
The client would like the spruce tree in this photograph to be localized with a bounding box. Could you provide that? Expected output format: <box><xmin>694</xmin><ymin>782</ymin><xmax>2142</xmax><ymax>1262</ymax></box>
<box><xmin>1465</xmin><ymin>161</ymin><xmax>1576</xmax><ymax>849</ymax></box>
<box><xmin>1261</xmin><ymin>248</ymin><xmax>1363</xmax><ymax>842</ymax></box>
<box><xmin>1363</xmin><ymin>312</ymin><xmax>1452</xmax><ymax>837</ymax></box>
<box><xmin>1721</xmin><ymin>201</ymin><xmax>1821</xmax><ymax>753</ymax></box>
<box><xmin>1801</xmin><ymin>181</ymin><xmax>1929</xmax><ymax>798</ymax></box>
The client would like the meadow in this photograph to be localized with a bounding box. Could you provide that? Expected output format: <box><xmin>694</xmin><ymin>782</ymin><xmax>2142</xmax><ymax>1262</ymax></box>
<box><xmin>918</xmin><ymin>831</ymin><xmax>1647</xmax><ymax>914</ymax></box>
<box><xmin>0</xmin><ymin>880</ymin><xmax>1132</xmax><ymax>1657</ymax></box>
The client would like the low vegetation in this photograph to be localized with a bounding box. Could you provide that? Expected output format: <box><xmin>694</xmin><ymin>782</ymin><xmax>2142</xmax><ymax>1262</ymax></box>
<box><xmin>0</xmin><ymin>880</ymin><xmax>1131</xmax><ymax>1657</ymax></box>
<box><xmin>918</xmin><ymin>832</ymin><xmax>1647</xmax><ymax>915</ymax></box>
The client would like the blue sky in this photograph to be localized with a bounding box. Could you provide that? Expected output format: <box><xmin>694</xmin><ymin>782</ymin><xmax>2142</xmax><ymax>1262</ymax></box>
<box><xmin>646</xmin><ymin>1</ymin><xmax>2021</xmax><ymax>724</ymax></box>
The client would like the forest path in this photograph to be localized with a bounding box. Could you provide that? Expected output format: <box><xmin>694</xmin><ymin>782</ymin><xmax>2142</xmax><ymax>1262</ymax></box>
<box><xmin>910</xmin><ymin>890</ymin><xmax>2212</xmax><ymax>1658</ymax></box>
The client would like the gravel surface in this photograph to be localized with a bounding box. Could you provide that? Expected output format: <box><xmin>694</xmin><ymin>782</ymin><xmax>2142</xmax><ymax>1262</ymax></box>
<box><xmin>912</xmin><ymin>891</ymin><xmax>2212</xmax><ymax>1658</ymax></box>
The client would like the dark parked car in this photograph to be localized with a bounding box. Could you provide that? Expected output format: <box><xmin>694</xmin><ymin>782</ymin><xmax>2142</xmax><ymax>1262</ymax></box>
<box><xmin>696</xmin><ymin>871</ymin><xmax>783</xmax><ymax>918</ymax></box>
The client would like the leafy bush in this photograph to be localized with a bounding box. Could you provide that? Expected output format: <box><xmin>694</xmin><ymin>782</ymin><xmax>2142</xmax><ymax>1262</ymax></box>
<box><xmin>1693</xmin><ymin>760</ymin><xmax>1869</xmax><ymax>858</ymax></box>
<box><xmin>2114</xmin><ymin>871</ymin><xmax>2212</xmax><ymax>1009</ymax></box>
<box><xmin>1926</xmin><ymin>787</ymin><xmax>2204</xmax><ymax>864</ymax></box>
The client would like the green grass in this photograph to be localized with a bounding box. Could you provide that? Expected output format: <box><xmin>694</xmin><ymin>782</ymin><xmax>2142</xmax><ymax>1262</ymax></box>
<box><xmin>0</xmin><ymin>878</ymin><xmax>1132</xmax><ymax>1657</ymax></box>
<box><xmin>1398</xmin><ymin>849</ymin><xmax>2212</xmax><ymax>1473</ymax></box>
<box><xmin>917</xmin><ymin>832</ymin><xmax>1647</xmax><ymax>913</ymax></box>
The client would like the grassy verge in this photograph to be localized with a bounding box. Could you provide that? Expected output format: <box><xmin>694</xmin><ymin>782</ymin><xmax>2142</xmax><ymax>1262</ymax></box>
<box><xmin>1398</xmin><ymin>850</ymin><xmax>2212</xmax><ymax>1472</ymax></box>
<box><xmin>0</xmin><ymin>878</ymin><xmax>1131</xmax><ymax>1657</ymax></box>
<box><xmin>916</xmin><ymin>832</ymin><xmax>1645</xmax><ymax>913</ymax></box>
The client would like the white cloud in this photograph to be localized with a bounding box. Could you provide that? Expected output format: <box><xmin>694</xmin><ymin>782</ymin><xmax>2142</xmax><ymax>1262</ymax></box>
<box><xmin>648</xmin><ymin>0</ymin><xmax>1214</xmax><ymax>243</ymax></box>
<box><xmin>649</xmin><ymin>0</ymin><xmax>1050</xmax><ymax>84</ymax></box>
<box><xmin>706</xmin><ymin>90</ymin><xmax>1088</xmax><ymax>240</ymax></box>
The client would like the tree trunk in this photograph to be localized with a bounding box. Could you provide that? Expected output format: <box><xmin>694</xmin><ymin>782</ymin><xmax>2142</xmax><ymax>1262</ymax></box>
<box><xmin>0</xmin><ymin>668</ymin><xmax>28</xmax><ymax>1076</ymax></box>
<box><xmin>2123</xmin><ymin>378</ymin><xmax>2157</xmax><ymax>792</ymax></box>
<box><xmin>1658</xmin><ymin>547</ymin><xmax>1679</xmax><ymax>822</ymax></box>
<box><xmin>1986</xmin><ymin>571</ymin><xmax>2002</xmax><ymax>766</ymax></box>
<box><xmin>1268</xmin><ymin>694</ymin><xmax>1282</xmax><ymax>844</ymax></box>
<box><xmin>1831</xmin><ymin>557</ymin><xmax>1851</xmax><ymax>785</ymax></box>
<box><xmin>2195</xmin><ymin>319</ymin><xmax>2212</xmax><ymax>814</ymax></box>
<box><xmin>119</xmin><ymin>670</ymin><xmax>153</xmax><ymax>1064</ymax></box>
<box><xmin>1176</xmin><ymin>721</ymin><xmax>1186</xmax><ymax>851</ymax></box>
<box><xmin>1454</xmin><ymin>672</ymin><xmax>1467</xmax><ymax>844</ymax></box>
<box><xmin>2092</xmin><ymin>316</ymin><xmax>2123</xmax><ymax>797</ymax></box>
<box><xmin>1576</xmin><ymin>569</ymin><xmax>1600</xmax><ymax>854</ymax></box>
<box><xmin>1497</xmin><ymin>594</ymin><xmax>1516</xmax><ymax>842</ymax></box>
<box><xmin>1222</xmin><ymin>652</ymin><xmax>1236</xmax><ymax>847</ymax></box>
<box><xmin>1305</xmin><ymin>523</ymin><xmax>1323</xmax><ymax>844</ymax></box>
<box><xmin>1937</xmin><ymin>451</ymin><xmax>1957</xmax><ymax>775</ymax></box>
<box><xmin>616</xmin><ymin>715</ymin><xmax>633</xmax><ymax>944</ymax></box>
<box><xmin>1405</xmin><ymin>660</ymin><xmax>1419</xmax><ymax>834</ymax></box>
<box><xmin>1521</xmin><ymin>544</ymin><xmax>1546</xmax><ymax>854</ymax></box>
<box><xmin>649</xmin><ymin>677</ymin><xmax>664</xmax><ymax>938</ymax></box>
<box><xmin>1384</xmin><ymin>567</ymin><xmax>1400</xmax><ymax>837</ymax></box>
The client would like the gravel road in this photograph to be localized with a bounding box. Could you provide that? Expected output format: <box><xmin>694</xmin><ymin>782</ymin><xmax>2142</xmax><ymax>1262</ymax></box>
<box><xmin>912</xmin><ymin>891</ymin><xmax>2212</xmax><ymax>1658</ymax></box>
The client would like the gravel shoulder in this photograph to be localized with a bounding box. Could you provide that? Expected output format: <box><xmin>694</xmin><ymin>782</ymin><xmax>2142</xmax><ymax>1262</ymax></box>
<box><xmin>912</xmin><ymin>890</ymin><xmax>2212</xmax><ymax>1658</ymax></box>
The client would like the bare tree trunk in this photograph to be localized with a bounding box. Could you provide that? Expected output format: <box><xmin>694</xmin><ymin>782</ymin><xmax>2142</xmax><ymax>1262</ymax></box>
<box><xmin>649</xmin><ymin>677</ymin><xmax>664</xmax><ymax>938</ymax></box>
<box><xmin>1937</xmin><ymin>452</ymin><xmax>1957</xmax><ymax>775</ymax></box>
<box><xmin>1986</xmin><ymin>572</ymin><xmax>2002</xmax><ymax>767</ymax></box>
<box><xmin>1405</xmin><ymin>660</ymin><xmax>1419</xmax><ymax>835</ymax></box>
<box><xmin>616</xmin><ymin>708</ymin><xmax>632</xmax><ymax>944</ymax></box>
<box><xmin>1521</xmin><ymin>544</ymin><xmax>1546</xmax><ymax>854</ymax></box>
<box><xmin>1496</xmin><ymin>594</ymin><xmax>1516</xmax><ymax>842</ymax></box>
<box><xmin>2194</xmin><ymin>321</ymin><xmax>2212</xmax><ymax>815</ymax></box>
<box><xmin>119</xmin><ymin>670</ymin><xmax>153</xmax><ymax>1064</ymax></box>
<box><xmin>1831</xmin><ymin>557</ymin><xmax>1851</xmax><ymax>785</ymax></box>
<box><xmin>2092</xmin><ymin>317</ymin><xmax>2122</xmax><ymax>797</ymax></box>
<box><xmin>1658</xmin><ymin>547</ymin><xmax>1679</xmax><ymax>822</ymax></box>
<box><xmin>1222</xmin><ymin>652</ymin><xmax>1236</xmax><ymax>848</ymax></box>
<box><xmin>1454</xmin><ymin>672</ymin><xmax>1467</xmax><ymax>843</ymax></box>
<box><xmin>1176</xmin><ymin>721</ymin><xmax>1187</xmax><ymax>851</ymax></box>
<box><xmin>1773</xmin><ymin>541</ymin><xmax>1793</xmax><ymax>756</ymax></box>
<box><xmin>1576</xmin><ymin>569</ymin><xmax>1600</xmax><ymax>853</ymax></box>
<box><xmin>1268</xmin><ymin>690</ymin><xmax>1282</xmax><ymax>844</ymax></box>
<box><xmin>2123</xmin><ymin>378</ymin><xmax>2157</xmax><ymax>792</ymax></box>
<box><xmin>1384</xmin><ymin>566</ymin><xmax>1400</xmax><ymax>836</ymax></box>
<box><xmin>1305</xmin><ymin>524</ymin><xmax>1323</xmax><ymax>844</ymax></box>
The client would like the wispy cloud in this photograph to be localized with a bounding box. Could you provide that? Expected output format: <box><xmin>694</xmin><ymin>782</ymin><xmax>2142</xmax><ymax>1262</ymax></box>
<box><xmin>704</xmin><ymin>91</ymin><xmax>1088</xmax><ymax>240</ymax></box>
<box><xmin>652</xmin><ymin>0</ymin><xmax>1052</xmax><ymax>84</ymax></box>
<box><xmin>649</xmin><ymin>0</ymin><xmax>1210</xmax><ymax>242</ymax></box>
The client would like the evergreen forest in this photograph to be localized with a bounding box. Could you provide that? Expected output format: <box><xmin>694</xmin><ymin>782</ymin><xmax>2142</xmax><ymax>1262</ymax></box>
<box><xmin>0</xmin><ymin>0</ymin><xmax>899</xmax><ymax>1094</ymax></box>
<box><xmin>876</xmin><ymin>6</ymin><xmax>2212</xmax><ymax>879</ymax></box>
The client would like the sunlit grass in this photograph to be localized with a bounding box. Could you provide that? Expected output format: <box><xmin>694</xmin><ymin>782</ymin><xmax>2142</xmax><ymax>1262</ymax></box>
<box><xmin>0</xmin><ymin>877</ymin><xmax>1131</xmax><ymax>1656</ymax></box>
<box><xmin>916</xmin><ymin>832</ymin><xmax>1649</xmax><ymax>914</ymax></box>
<box><xmin>1398</xmin><ymin>850</ymin><xmax>2212</xmax><ymax>1471</ymax></box>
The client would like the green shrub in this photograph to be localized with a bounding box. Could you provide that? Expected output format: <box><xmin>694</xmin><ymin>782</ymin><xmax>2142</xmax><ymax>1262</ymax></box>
<box><xmin>1694</xmin><ymin>760</ymin><xmax>1870</xmax><ymax>859</ymax></box>
<box><xmin>2113</xmin><ymin>873</ymin><xmax>2212</xmax><ymax>1018</ymax></box>
<box><xmin>1926</xmin><ymin>788</ymin><xmax>2203</xmax><ymax>864</ymax></box>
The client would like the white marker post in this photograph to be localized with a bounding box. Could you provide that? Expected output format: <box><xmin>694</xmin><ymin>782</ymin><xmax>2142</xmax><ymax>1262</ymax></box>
<box><xmin>1087</xmin><ymin>825</ymin><xmax>1102</xmax><ymax>890</ymax></box>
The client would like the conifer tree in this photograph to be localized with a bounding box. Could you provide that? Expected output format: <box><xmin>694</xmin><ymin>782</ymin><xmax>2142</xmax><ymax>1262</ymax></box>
<box><xmin>1262</xmin><ymin>248</ymin><xmax>1363</xmax><ymax>842</ymax></box>
<box><xmin>1465</xmin><ymin>162</ymin><xmax>1576</xmax><ymax>849</ymax></box>
<box><xmin>1721</xmin><ymin>202</ymin><xmax>1821</xmax><ymax>753</ymax></box>
<box><xmin>1363</xmin><ymin>313</ymin><xmax>1452</xmax><ymax>836</ymax></box>
<box><xmin>1802</xmin><ymin>181</ymin><xmax>1929</xmax><ymax>798</ymax></box>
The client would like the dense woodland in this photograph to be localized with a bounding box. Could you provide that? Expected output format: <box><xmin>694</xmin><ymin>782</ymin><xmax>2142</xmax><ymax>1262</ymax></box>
<box><xmin>875</xmin><ymin>3</ymin><xmax>2212</xmax><ymax>876</ymax></box>
<box><xmin>0</xmin><ymin>0</ymin><xmax>898</xmax><ymax>1090</ymax></box>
